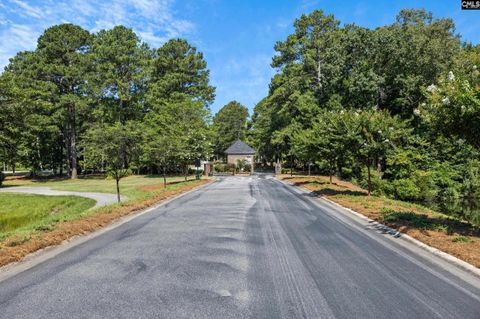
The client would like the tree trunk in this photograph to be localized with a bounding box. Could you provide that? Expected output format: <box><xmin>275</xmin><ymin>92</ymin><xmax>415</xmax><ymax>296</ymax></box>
<box><xmin>316</xmin><ymin>47</ymin><xmax>322</xmax><ymax>90</ymax></box>
<box><xmin>367</xmin><ymin>164</ymin><xmax>372</xmax><ymax>196</ymax></box>
<box><xmin>329</xmin><ymin>159</ymin><xmax>334</xmax><ymax>184</ymax></box>
<box><xmin>290</xmin><ymin>154</ymin><xmax>293</xmax><ymax>176</ymax></box>
<box><xmin>116</xmin><ymin>177</ymin><xmax>121</xmax><ymax>203</ymax></box>
<box><xmin>185</xmin><ymin>164</ymin><xmax>188</xmax><ymax>181</ymax></box>
<box><xmin>163</xmin><ymin>165</ymin><xmax>167</xmax><ymax>189</ymax></box>
<box><xmin>69</xmin><ymin>104</ymin><xmax>78</xmax><ymax>179</ymax></box>
<box><xmin>308</xmin><ymin>163</ymin><xmax>311</xmax><ymax>176</ymax></box>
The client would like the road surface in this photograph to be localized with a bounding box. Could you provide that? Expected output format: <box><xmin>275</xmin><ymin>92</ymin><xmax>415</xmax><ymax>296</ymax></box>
<box><xmin>0</xmin><ymin>175</ymin><xmax>479</xmax><ymax>318</ymax></box>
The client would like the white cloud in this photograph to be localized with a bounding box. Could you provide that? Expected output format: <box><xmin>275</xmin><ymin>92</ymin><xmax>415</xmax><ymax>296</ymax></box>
<box><xmin>0</xmin><ymin>0</ymin><xmax>196</xmax><ymax>70</ymax></box>
<box><xmin>11</xmin><ymin>0</ymin><xmax>44</xmax><ymax>19</ymax></box>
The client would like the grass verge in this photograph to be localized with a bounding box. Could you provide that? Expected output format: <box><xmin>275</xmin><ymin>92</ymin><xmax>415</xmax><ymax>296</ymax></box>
<box><xmin>279</xmin><ymin>175</ymin><xmax>480</xmax><ymax>268</ymax></box>
<box><xmin>0</xmin><ymin>176</ymin><xmax>211</xmax><ymax>267</ymax></box>
<box><xmin>0</xmin><ymin>194</ymin><xmax>96</xmax><ymax>240</ymax></box>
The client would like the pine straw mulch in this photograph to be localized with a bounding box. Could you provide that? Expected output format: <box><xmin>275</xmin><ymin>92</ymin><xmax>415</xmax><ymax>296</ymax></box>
<box><xmin>280</xmin><ymin>175</ymin><xmax>480</xmax><ymax>268</ymax></box>
<box><xmin>0</xmin><ymin>179</ymin><xmax>211</xmax><ymax>267</ymax></box>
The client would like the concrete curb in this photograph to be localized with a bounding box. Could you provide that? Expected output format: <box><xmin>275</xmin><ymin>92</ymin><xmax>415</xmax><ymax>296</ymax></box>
<box><xmin>0</xmin><ymin>179</ymin><xmax>215</xmax><ymax>282</ymax></box>
<box><xmin>277</xmin><ymin>177</ymin><xmax>480</xmax><ymax>279</ymax></box>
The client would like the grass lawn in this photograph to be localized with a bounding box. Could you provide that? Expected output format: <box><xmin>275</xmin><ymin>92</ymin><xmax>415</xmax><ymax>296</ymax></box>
<box><xmin>0</xmin><ymin>175</ymin><xmax>210</xmax><ymax>267</ymax></box>
<box><xmin>279</xmin><ymin>175</ymin><xmax>480</xmax><ymax>268</ymax></box>
<box><xmin>3</xmin><ymin>175</ymin><xmax>197</xmax><ymax>201</ymax></box>
<box><xmin>0</xmin><ymin>194</ymin><xmax>95</xmax><ymax>241</ymax></box>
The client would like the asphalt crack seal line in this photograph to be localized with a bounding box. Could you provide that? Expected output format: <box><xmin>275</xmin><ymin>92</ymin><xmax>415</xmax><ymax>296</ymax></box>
<box><xmin>0</xmin><ymin>179</ymin><xmax>215</xmax><ymax>283</ymax></box>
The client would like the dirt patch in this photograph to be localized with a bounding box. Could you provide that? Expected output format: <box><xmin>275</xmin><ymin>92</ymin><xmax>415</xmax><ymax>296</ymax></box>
<box><xmin>280</xmin><ymin>175</ymin><xmax>480</xmax><ymax>268</ymax></box>
<box><xmin>138</xmin><ymin>180</ymin><xmax>186</xmax><ymax>192</ymax></box>
<box><xmin>0</xmin><ymin>179</ymin><xmax>211</xmax><ymax>267</ymax></box>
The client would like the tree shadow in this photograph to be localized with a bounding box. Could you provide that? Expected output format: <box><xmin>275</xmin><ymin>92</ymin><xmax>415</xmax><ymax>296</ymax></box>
<box><xmin>311</xmin><ymin>188</ymin><xmax>367</xmax><ymax>197</ymax></box>
<box><xmin>382</xmin><ymin>211</ymin><xmax>480</xmax><ymax>238</ymax></box>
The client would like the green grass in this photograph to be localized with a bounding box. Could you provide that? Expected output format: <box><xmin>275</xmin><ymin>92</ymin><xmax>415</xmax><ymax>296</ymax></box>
<box><xmin>0</xmin><ymin>193</ymin><xmax>95</xmax><ymax>239</ymax></box>
<box><xmin>3</xmin><ymin>175</ymin><xmax>196</xmax><ymax>201</ymax></box>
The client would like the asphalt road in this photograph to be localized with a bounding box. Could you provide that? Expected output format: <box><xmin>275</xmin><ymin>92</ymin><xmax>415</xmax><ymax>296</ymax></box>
<box><xmin>0</xmin><ymin>175</ymin><xmax>479</xmax><ymax>318</ymax></box>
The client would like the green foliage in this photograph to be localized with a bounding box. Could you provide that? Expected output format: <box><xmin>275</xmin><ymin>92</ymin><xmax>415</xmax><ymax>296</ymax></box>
<box><xmin>452</xmin><ymin>236</ymin><xmax>470</xmax><ymax>243</ymax></box>
<box><xmin>0</xmin><ymin>23</ymin><xmax>214</xmax><ymax>183</ymax></box>
<box><xmin>236</xmin><ymin>159</ymin><xmax>248</xmax><ymax>172</ymax></box>
<box><xmin>213</xmin><ymin>101</ymin><xmax>249</xmax><ymax>158</ymax></box>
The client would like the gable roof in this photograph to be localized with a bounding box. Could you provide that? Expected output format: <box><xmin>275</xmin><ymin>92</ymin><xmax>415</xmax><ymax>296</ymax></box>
<box><xmin>225</xmin><ymin>140</ymin><xmax>255</xmax><ymax>155</ymax></box>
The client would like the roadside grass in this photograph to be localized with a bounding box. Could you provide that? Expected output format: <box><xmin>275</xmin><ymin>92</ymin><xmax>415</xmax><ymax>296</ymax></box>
<box><xmin>279</xmin><ymin>175</ymin><xmax>480</xmax><ymax>268</ymax></box>
<box><xmin>0</xmin><ymin>175</ymin><xmax>211</xmax><ymax>267</ymax></box>
<box><xmin>0</xmin><ymin>194</ymin><xmax>96</xmax><ymax>242</ymax></box>
<box><xmin>2</xmin><ymin>175</ymin><xmax>196</xmax><ymax>201</ymax></box>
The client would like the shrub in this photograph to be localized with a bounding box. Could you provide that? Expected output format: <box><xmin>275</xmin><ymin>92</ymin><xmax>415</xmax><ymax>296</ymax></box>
<box><xmin>452</xmin><ymin>236</ymin><xmax>470</xmax><ymax>243</ymax></box>
<box><xmin>214</xmin><ymin>164</ymin><xmax>226</xmax><ymax>172</ymax></box>
<box><xmin>244</xmin><ymin>163</ymin><xmax>252</xmax><ymax>172</ymax></box>
<box><xmin>392</xmin><ymin>178</ymin><xmax>420</xmax><ymax>201</ymax></box>
<box><xmin>0</xmin><ymin>171</ymin><xmax>5</xmax><ymax>187</ymax></box>
<box><xmin>357</xmin><ymin>167</ymin><xmax>388</xmax><ymax>195</ymax></box>
<box><xmin>236</xmin><ymin>159</ymin><xmax>248</xmax><ymax>172</ymax></box>
<box><xmin>188</xmin><ymin>168</ymin><xmax>204</xmax><ymax>175</ymax></box>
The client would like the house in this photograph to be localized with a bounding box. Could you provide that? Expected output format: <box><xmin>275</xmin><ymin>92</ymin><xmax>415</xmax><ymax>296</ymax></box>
<box><xmin>224</xmin><ymin>140</ymin><xmax>255</xmax><ymax>173</ymax></box>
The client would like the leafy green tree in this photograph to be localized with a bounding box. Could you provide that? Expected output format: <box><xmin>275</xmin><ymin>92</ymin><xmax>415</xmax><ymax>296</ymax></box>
<box><xmin>141</xmin><ymin>112</ymin><xmax>184</xmax><ymax>188</ymax></box>
<box><xmin>83</xmin><ymin>122</ymin><xmax>141</xmax><ymax>202</ymax></box>
<box><xmin>34</xmin><ymin>24</ymin><xmax>93</xmax><ymax>179</ymax></box>
<box><xmin>91</xmin><ymin>26</ymin><xmax>150</xmax><ymax>123</ymax></box>
<box><xmin>422</xmin><ymin>68</ymin><xmax>480</xmax><ymax>148</ymax></box>
<box><xmin>353</xmin><ymin>110</ymin><xmax>407</xmax><ymax>195</ymax></box>
<box><xmin>147</xmin><ymin>39</ymin><xmax>215</xmax><ymax>108</ymax></box>
<box><xmin>212</xmin><ymin>101</ymin><xmax>249</xmax><ymax>158</ymax></box>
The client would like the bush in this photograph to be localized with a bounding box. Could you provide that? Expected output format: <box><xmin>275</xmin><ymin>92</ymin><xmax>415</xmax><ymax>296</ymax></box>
<box><xmin>188</xmin><ymin>168</ymin><xmax>204</xmax><ymax>175</ymax></box>
<box><xmin>244</xmin><ymin>163</ymin><xmax>252</xmax><ymax>172</ymax></box>
<box><xmin>356</xmin><ymin>167</ymin><xmax>388</xmax><ymax>195</ymax></box>
<box><xmin>0</xmin><ymin>171</ymin><xmax>5</xmax><ymax>187</ymax></box>
<box><xmin>392</xmin><ymin>178</ymin><xmax>420</xmax><ymax>201</ymax></box>
<box><xmin>214</xmin><ymin>163</ymin><xmax>226</xmax><ymax>172</ymax></box>
<box><xmin>236</xmin><ymin>159</ymin><xmax>247</xmax><ymax>171</ymax></box>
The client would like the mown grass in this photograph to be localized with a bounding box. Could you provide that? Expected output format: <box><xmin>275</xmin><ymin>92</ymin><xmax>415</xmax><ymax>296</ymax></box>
<box><xmin>0</xmin><ymin>193</ymin><xmax>95</xmax><ymax>241</ymax></box>
<box><xmin>280</xmin><ymin>174</ymin><xmax>480</xmax><ymax>268</ymax></box>
<box><xmin>3</xmin><ymin>175</ymin><xmax>196</xmax><ymax>201</ymax></box>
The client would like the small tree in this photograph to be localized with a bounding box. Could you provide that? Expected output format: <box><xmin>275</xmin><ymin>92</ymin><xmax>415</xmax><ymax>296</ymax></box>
<box><xmin>353</xmin><ymin>110</ymin><xmax>406</xmax><ymax>195</ymax></box>
<box><xmin>83</xmin><ymin>122</ymin><xmax>141</xmax><ymax>202</ymax></box>
<box><xmin>141</xmin><ymin>113</ymin><xmax>184</xmax><ymax>188</ymax></box>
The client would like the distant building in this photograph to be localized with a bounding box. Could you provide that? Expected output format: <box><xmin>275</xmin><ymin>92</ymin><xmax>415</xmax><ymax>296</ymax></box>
<box><xmin>224</xmin><ymin>140</ymin><xmax>255</xmax><ymax>173</ymax></box>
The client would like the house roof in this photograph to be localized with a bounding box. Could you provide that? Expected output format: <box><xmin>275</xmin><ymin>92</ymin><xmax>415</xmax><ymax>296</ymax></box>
<box><xmin>224</xmin><ymin>140</ymin><xmax>255</xmax><ymax>155</ymax></box>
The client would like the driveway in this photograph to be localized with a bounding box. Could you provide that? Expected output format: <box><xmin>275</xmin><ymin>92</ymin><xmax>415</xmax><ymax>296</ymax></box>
<box><xmin>0</xmin><ymin>175</ymin><xmax>479</xmax><ymax>318</ymax></box>
<box><xmin>0</xmin><ymin>186</ymin><xmax>125</xmax><ymax>207</ymax></box>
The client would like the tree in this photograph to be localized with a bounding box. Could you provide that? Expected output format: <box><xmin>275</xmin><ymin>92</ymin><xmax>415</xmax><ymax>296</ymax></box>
<box><xmin>352</xmin><ymin>110</ymin><xmax>407</xmax><ymax>195</ymax></box>
<box><xmin>83</xmin><ymin>122</ymin><xmax>141</xmax><ymax>202</ymax></box>
<box><xmin>147</xmin><ymin>39</ymin><xmax>215</xmax><ymax>108</ymax></box>
<box><xmin>422</xmin><ymin>68</ymin><xmax>480</xmax><ymax>149</ymax></box>
<box><xmin>141</xmin><ymin>112</ymin><xmax>184</xmax><ymax>188</ymax></box>
<box><xmin>91</xmin><ymin>26</ymin><xmax>150</xmax><ymax>124</ymax></box>
<box><xmin>212</xmin><ymin>101</ymin><xmax>249</xmax><ymax>158</ymax></box>
<box><xmin>35</xmin><ymin>24</ymin><xmax>93</xmax><ymax>179</ymax></box>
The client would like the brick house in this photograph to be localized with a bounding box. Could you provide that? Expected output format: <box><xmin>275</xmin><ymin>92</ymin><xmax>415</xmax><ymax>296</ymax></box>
<box><xmin>224</xmin><ymin>140</ymin><xmax>255</xmax><ymax>173</ymax></box>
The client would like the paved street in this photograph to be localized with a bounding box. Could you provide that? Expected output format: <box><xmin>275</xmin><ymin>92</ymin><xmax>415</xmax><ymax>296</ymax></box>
<box><xmin>0</xmin><ymin>175</ymin><xmax>479</xmax><ymax>318</ymax></box>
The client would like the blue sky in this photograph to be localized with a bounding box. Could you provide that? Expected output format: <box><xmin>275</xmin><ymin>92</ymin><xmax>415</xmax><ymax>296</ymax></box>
<box><xmin>0</xmin><ymin>0</ymin><xmax>479</xmax><ymax>114</ymax></box>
